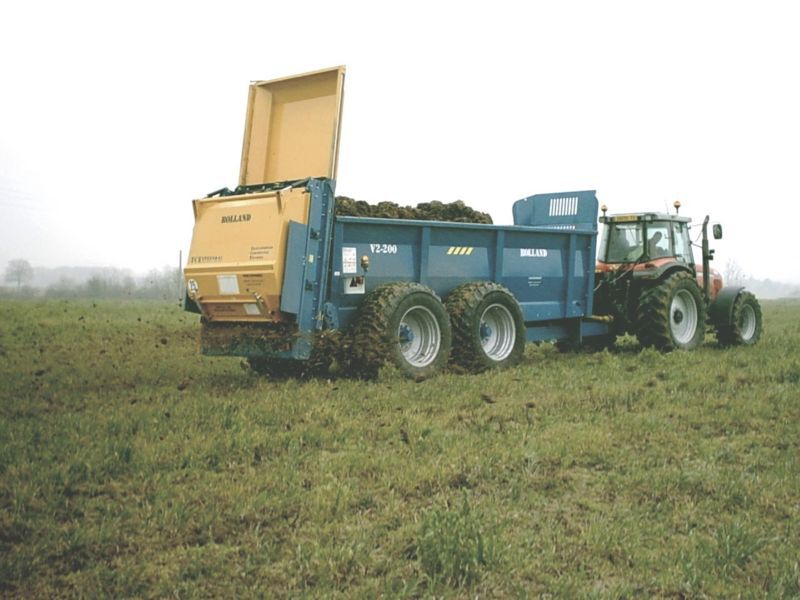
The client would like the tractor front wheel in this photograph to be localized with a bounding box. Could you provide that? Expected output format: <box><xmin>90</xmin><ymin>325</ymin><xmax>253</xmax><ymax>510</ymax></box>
<box><xmin>636</xmin><ymin>271</ymin><xmax>706</xmax><ymax>351</ymax></box>
<box><xmin>716</xmin><ymin>291</ymin><xmax>762</xmax><ymax>346</ymax></box>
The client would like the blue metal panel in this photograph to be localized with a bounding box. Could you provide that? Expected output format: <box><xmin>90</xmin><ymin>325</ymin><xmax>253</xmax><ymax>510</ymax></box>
<box><xmin>580</xmin><ymin>320</ymin><xmax>610</xmax><ymax>337</ymax></box>
<box><xmin>564</xmin><ymin>234</ymin><xmax>576</xmax><ymax>318</ymax></box>
<box><xmin>419</xmin><ymin>226</ymin><xmax>431</xmax><ymax>286</ymax></box>
<box><xmin>525</xmin><ymin>322</ymin><xmax>573</xmax><ymax>343</ymax></box>
<box><xmin>513</xmin><ymin>190</ymin><xmax>598</xmax><ymax>232</ymax></box>
<box><xmin>280</xmin><ymin>220</ymin><xmax>308</xmax><ymax>315</ymax></box>
<box><xmin>578</xmin><ymin>231</ymin><xmax>596</xmax><ymax>316</ymax></box>
<box><xmin>494</xmin><ymin>230</ymin><xmax>505</xmax><ymax>280</ymax></box>
<box><xmin>328</xmin><ymin>205</ymin><xmax>599</xmax><ymax>335</ymax></box>
<box><xmin>285</xmin><ymin>178</ymin><xmax>336</xmax><ymax>359</ymax></box>
<box><xmin>502</xmin><ymin>229</ymin><xmax>569</xmax><ymax>322</ymax></box>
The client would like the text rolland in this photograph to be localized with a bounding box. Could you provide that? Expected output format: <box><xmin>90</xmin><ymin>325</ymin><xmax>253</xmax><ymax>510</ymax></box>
<box><xmin>221</xmin><ymin>214</ymin><xmax>252</xmax><ymax>224</ymax></box>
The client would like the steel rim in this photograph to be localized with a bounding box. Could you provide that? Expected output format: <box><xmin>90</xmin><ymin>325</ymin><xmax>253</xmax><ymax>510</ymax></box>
<box><xmin>670</xmin><ymin>289</ymin><xmax>699</xmax><ymax>345</ymax></box>
<box><xmin>398</xmin><ymin>305</ymin><xmax>441</xmax><ymax>368</ymax></box>
<box><xmin>739</xmin><ymin>303</ymin><xmax>757</xmax><ymax>340</ymax></box>
<box><xmin>479</xmin><ymin>303</ymin><xmax>516</xmax><ymax>361</ymax></box>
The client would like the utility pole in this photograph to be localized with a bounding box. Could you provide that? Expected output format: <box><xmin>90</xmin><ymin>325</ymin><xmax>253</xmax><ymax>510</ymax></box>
<box><xmin>178</xmin><ymin>250</ymin><xmax>183</xmax><ymax>301</ymax></box>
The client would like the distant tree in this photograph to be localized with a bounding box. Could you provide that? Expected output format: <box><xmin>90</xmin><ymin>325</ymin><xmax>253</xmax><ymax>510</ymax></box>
<box><xmin>4</xmin><ymin>259</ymin><xmax>33</xmax><ymax>289</ymax></box>
<box><xmin>724</xmin><ymin>259</ymin><xmax>746</xmax><ymax>286</ymax></box>
<box><xmin>85</xmin><ymin>275</ymin><xmax>108</xmax><ymax>298</ymax></box>
<box><xmin>45</xmin><ymin>277</ymin><xmax>80</xmax><ymax>298</ymax></box>
<box><xmin>137</xmin><ymin>266</ymin><xmax>182</xmax><ymax>300</ymax></box>
<box><xmin>80</xmin><ymin>268</ymin><xmax>138</xmax><ymax>299</ymax></box>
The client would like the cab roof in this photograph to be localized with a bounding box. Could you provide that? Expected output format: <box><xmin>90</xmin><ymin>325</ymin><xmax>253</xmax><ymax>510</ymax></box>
<box><xmin>600</xmin><ymin>212</ymin><xmax>692</xmax><ymax>224</ymax></box>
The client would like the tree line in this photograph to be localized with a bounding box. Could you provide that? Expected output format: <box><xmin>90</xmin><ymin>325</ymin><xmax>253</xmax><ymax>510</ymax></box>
<box><xmin>2</xmin><ymin>259</ymin><xmax>183</xmax><ymax>301</ymax></box>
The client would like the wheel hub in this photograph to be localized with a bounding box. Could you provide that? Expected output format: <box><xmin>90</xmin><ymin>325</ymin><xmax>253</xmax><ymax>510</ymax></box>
<box><xmin>669</xmin><ymin>289</ymin><xmax>699</xmax><ymax>345</ymax></box>
<box><xmin>398</xmin><ymin>324</ymin><xmax>415</xmax><ymax>344</ymax></box>
<box><xmin>479</xmin><ymin>304</ymin><xmax>516</xmax><ymax>361</ymax></box>
<box><xmin>397</xmin><ymin>306</ymin><xmax>441</xmax><ymax>368</ymax></box>
<box><xmin>739</xmin><ymin>304</ymin><xmax>757</xmax><ymax>340</ymax></box>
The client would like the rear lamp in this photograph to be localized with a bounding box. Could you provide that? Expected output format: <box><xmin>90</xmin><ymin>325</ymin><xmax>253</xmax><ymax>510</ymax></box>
<box><xmin>187</xmin><ymin>279</ymin><xmax>199</xmax><ymax>298</ymax></box>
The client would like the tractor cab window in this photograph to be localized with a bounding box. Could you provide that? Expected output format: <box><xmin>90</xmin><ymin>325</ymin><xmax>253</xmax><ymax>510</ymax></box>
<box><xmin>646</xmin><ymin>223</ymin><xmax>671</xmax><ymax>258</ymax></box>
<box><xmin>672</xmin><ymin>221</ymin><xmax>693</xmax><ymax>263</ymax></box>
<box><xmin>601</xmin><ymin>222</ymin><xmax>644</xmax><ymax>262</ymax></box>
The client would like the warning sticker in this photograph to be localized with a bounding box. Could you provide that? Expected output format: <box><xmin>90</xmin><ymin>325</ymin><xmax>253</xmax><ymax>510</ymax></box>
<box><xmin>342</xmin><ymin>247</ymin><xmax>357</xmax><ymax>274</ymax></box>
<box><xmin>217</xmin><ymin>275</ymin><xmax>240</xmax><ymax>295</ymax></box>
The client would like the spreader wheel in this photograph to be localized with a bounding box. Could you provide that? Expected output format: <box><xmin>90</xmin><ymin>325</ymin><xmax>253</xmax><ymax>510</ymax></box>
<box><xmin>348</xmin><ymin>283</ymin><xmax>452</xmax><ymax>379</ymax></box>
<box><xmin>445</xmin><ymin>282</ymin><xmax>526</xmax><ymax>372</ymax></box>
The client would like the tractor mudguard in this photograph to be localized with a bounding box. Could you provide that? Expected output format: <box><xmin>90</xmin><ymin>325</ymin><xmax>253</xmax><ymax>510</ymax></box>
<box><xmin>632</xmin><ymin>262</ymin><xmax>693</xmax><ymax>283</ymax></box>
<box><xmin>708</xmin><ymin>286</ymin><xmax>745</xmax><ymax>327</ymax></box>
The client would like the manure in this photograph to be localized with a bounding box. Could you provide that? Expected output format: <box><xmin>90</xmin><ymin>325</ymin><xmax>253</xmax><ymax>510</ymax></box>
<box><xmin>335</xmin><ymin>197</ymin><xmax>492</xmax><ymax>224</ymax></box>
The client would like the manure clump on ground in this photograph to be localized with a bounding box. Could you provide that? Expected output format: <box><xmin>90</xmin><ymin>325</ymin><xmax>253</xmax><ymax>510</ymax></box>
<box><xmin>335</xmin><ymin>197</ymin><xmax>492</xmax><ymax>224</ymax></box>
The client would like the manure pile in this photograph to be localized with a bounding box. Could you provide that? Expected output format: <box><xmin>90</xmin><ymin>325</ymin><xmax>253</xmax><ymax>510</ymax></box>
<box><xmin>335</xmin><ymin>197</ymin><xmax>492</xmax><ymax>224</ymax></box>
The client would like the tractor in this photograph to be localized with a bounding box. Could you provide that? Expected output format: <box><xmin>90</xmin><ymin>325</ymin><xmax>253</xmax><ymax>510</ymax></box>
<box><xmin>589</xmin><ymin>201</ymin><xmax>762</xmax><ymax>350</ymax></box>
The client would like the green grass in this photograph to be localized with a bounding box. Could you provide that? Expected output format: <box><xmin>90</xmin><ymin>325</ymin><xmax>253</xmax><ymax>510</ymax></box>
<box><xmin>1</xmin><ymin>298</ymin><xmax>799</xmax><ymax>597</ymax></box>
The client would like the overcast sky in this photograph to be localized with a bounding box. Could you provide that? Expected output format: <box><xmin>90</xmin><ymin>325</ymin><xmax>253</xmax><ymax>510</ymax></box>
<box><xmin>1</xmin><ymin>0</ymin><xmax>798</xmax><ymax>283</ymax></box>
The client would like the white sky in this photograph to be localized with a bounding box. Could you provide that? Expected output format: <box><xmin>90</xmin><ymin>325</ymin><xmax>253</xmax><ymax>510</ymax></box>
<box><xmin>1</xmin><ymin>0</ymin><xmax>799</xmax><ymax>283</ymax></box>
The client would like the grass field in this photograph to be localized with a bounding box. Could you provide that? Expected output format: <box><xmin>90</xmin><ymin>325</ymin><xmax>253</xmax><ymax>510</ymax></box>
<box><xmin>1</xmin><ymin>298</ymin><xmax>798</xmax><ymax>598</ymax></box>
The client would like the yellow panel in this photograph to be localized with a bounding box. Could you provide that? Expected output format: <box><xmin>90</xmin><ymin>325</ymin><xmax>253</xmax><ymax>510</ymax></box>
<box><xmin>184</xmin><ymin>188</ymin><xmax>310</xmax><ymax>322</ymax></box>
<box><xmin>239</xmin><ymin>66</ymin><xmax>345</xmax><ymax>185</ymax></box>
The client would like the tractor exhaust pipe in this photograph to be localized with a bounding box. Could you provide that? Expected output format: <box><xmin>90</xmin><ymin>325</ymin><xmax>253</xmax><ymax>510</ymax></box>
<box><xmin>701</xmin><ymin>215</ymin><xmax>711</xmax><ymax>302</ymax></box>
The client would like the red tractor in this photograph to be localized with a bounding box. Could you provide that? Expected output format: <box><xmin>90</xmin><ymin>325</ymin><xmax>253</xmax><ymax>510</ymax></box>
<box><xmin>589</xmin><ymin>201</ymin><xmax>762</xmax><ymax>350</ymax></box>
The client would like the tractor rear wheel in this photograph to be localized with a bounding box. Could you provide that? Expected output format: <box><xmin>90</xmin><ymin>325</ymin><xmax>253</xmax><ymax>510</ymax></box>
<box><xmin>349</xmin><ymin>282</ymin><xmax>452</xmax><ymax>379</ymax></box>
<box><xmin>716</xmin><ymin>291</ymin><xmax>762</xmax><ymax>346</ymax></box>
<box><xmin>636</xmin><ymin>271</ymin><xmax>706</xmax><ymax>351</ymax></box>
<box><xmin>445</xmin><ymin>282</ymin><xmax>526</xmax><ymax>372</ymax></box>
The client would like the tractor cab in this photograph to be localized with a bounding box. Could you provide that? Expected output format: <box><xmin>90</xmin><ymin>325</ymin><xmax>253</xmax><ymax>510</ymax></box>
<box><xmin>596</xmin><ymin>201</ymin><xmax>726</xmax><ymax>305</ymax></box>
<box><xmin>598</xmin><ymin>209</ymin><xmax>695</xmax><ymax>267</ymax></box>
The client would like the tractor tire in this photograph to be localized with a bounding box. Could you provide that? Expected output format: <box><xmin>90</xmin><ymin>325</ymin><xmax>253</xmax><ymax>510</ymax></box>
<box><xmin>636</xmin><ymin>271</ymin><xmax>706</xmax><ymax>351</ymax></box>
<box><xmin>716</xmin><ymin>291</ymin><xmax>762</xmax><ymax>346</ymax></box>
<box><xmin>445</xmin><ymin>282</ymin><xmax>526</xmax><ymax>372</ymax></box>
<box><xmin>348</xmin><ymin>282</ymin><xmax>452</xmax><ymax>379</ymax></box>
